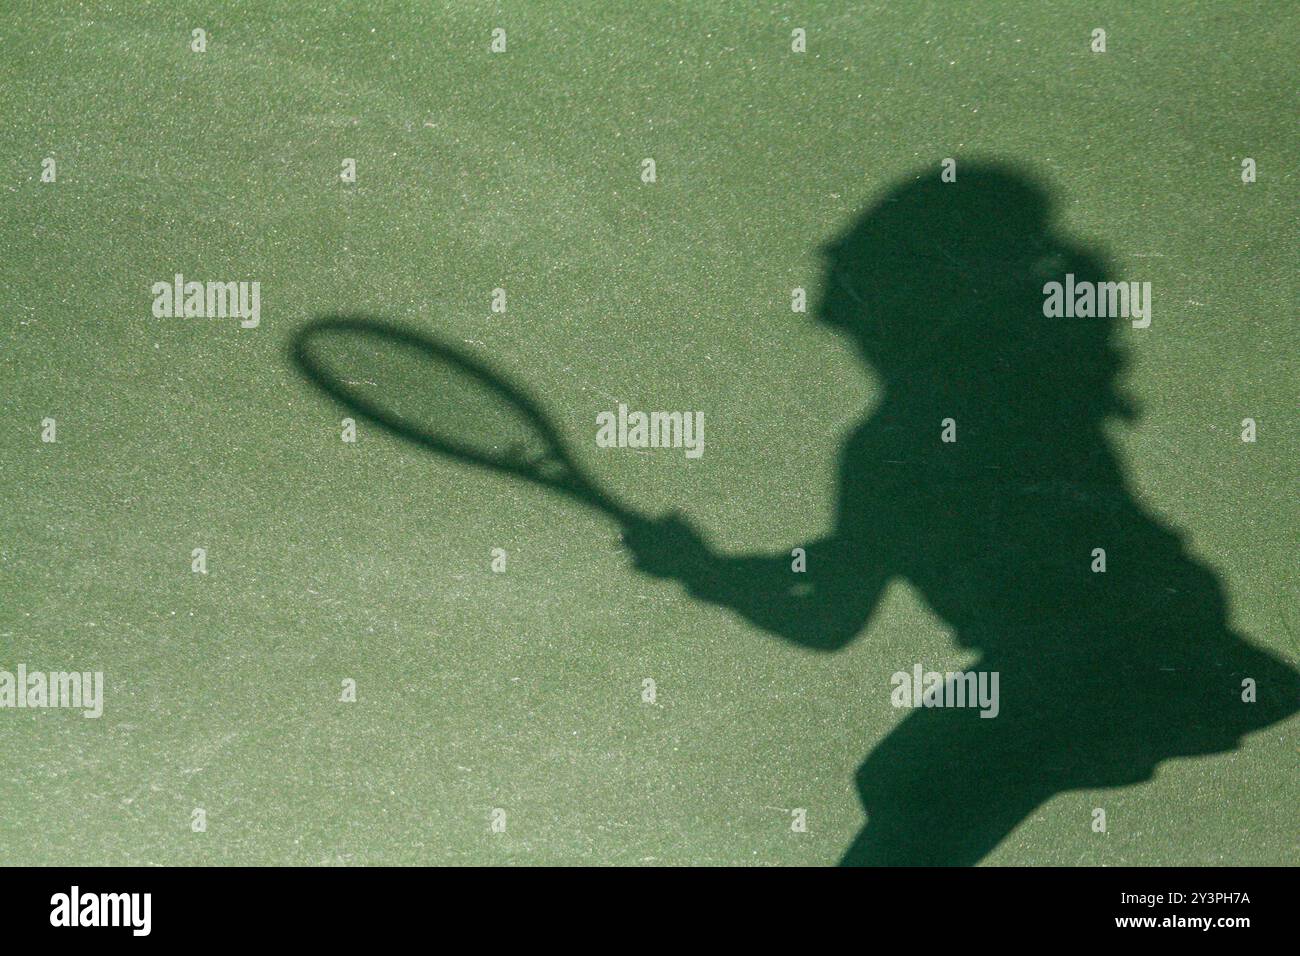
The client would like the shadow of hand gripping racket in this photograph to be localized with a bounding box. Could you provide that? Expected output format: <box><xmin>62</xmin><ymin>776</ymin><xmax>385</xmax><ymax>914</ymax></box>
<box><xmin>290</xmin><ymin>315</ymin><xmax>652</xmax><ymax>534</ymax></box>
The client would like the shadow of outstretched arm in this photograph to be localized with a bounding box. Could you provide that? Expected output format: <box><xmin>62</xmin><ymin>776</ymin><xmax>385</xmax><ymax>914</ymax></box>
<box><xmin>625</xmin><ymin>516</ymin><xmax>887</xmax><ymax>652</ymax></box>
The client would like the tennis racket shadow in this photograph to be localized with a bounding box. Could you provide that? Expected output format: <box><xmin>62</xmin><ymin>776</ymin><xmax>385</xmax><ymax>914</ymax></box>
<box><xmin>288</xmin><ymin>315</ymin><xmax>648</xmax><ymax>531</ymax></box>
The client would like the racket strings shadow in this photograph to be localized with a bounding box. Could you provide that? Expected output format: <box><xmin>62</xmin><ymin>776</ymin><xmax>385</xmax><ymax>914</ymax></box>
<box><xmin>287</xmin><ymin>315</ymin><xmax>638</xmax><ymax>525</ymax></box>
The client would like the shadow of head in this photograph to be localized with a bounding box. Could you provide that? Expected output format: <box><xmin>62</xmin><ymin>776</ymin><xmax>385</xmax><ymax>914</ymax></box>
<box><xmin>815</xmin><ymin>163</ymin><xmax>1132</xmax><ymax>423</ymax></box>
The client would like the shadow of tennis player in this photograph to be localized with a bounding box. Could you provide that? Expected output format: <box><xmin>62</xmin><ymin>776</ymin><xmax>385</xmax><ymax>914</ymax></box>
<box><xmin>290</xmin><ymin>163</ymin><xmax>1299</xmax><ymax>866</ymax></box>
<box><xmin>624</xmin><ymin>163</ymin><xmax>1300</xmax><ymax>865</ymax></box>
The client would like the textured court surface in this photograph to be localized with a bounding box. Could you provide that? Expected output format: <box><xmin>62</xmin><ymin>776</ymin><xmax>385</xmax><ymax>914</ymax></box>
<box><xmin>1</xmin><ymin>2</ymin><xmax>1296</xmax><ymax>865</ymax></box>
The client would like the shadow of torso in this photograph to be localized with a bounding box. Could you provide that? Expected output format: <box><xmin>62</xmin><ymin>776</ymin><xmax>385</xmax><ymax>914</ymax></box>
<box><xmin>835</xmin><ymin>380</ymin><xmax>1297</xmax><ymax>865</ymax></box>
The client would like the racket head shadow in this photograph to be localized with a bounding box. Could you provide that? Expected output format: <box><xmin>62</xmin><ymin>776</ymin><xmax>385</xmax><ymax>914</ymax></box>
<box><xmin>291</xmin><ymin>315</ymin><xmax>570</xmax><ymax>481</ymax></box>
<box><xmin>289</xmin><ymin>316</ymin><xmax>631</xmax><ymax>523</ymax></box>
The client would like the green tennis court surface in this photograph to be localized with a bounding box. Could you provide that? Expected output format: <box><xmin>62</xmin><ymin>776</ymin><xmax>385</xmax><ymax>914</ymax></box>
<box><xmin>1</xmin><ymin>2</ymin><xmax>1296</xmax><ymax>865</ymax></box>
